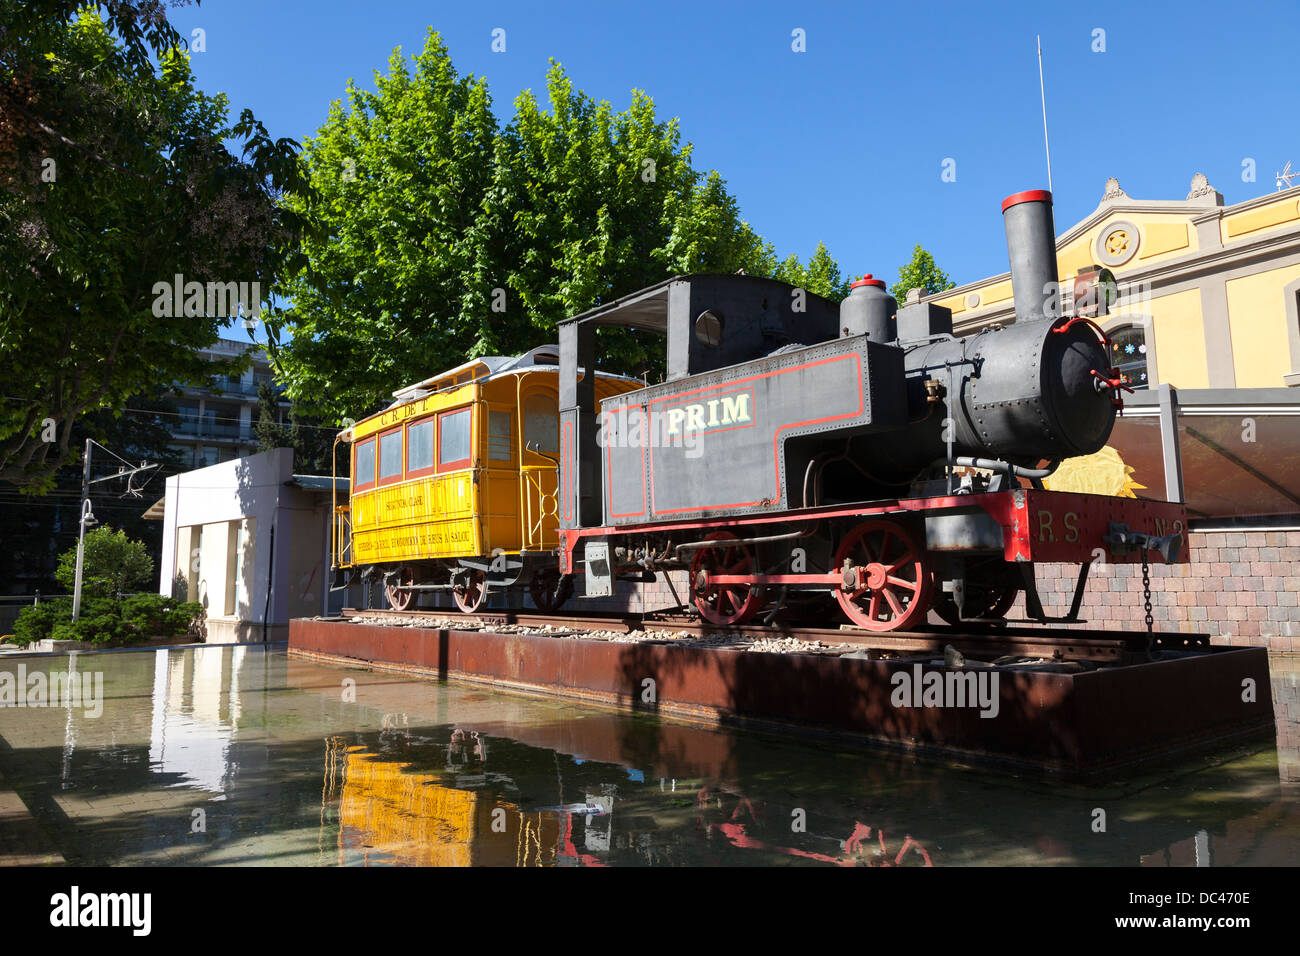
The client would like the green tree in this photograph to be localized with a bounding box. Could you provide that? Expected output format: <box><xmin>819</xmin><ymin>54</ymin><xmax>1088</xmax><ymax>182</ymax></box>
<box><xmin>54</xmin><ymin>526</ymin><xmax>154</xmax><ymax>599</ymax></box>
<box><xmin>491</xmin><ymin>66</ymin><xmax>777</xmax><ymax>376</ymax></box>
<box><xmin>773</xmin><ymin>241</ymin><xmax>850</xmax><ymax>300</ymax></box>
<box><xmin>890</xmin><ymin>244</ymin><xmax>955</xmax><ymax>304</ymax></box>
<box><xmin>0</xmin><ymin>5</ymin><xmax>306</xmax><ymax>491</ymax></box>
<box><xmin>254</xmin><ymin>382</ymin><xmax>336</xmax><ymax>474</ymax></box>
<box><xmin>268</xmin><ymin>34</ymin><xmax>805</xmax><ymax>421</ymax></box>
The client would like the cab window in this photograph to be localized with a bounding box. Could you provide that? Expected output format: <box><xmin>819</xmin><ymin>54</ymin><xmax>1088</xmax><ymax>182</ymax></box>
<box><xmin>378</xmin><ymin>428</ymin><xmax>403</xmax><ymax>484</ymax></box>
<box><xmin>439</xmin><ymin>408</ymin><xmax>472</xmax><ymax>470</ymax></box>
<box><xmin>523</xmin><ymin>394</ymin><xmax>558</xmax><ymax>455</ymax></box>
<box><xmin>488</xmin><ymin>411</ymin><xmax>512</xmax><ymax>461</ymax></box>
<box><xmin>354</xmin><ymin>438</ymin><xmax>376</xmax><ymax>490</ymax></box>
<box><xmin>407</xmin><ymin>418</ymin><xmax>435</xmax><ymax>476</ymax></box>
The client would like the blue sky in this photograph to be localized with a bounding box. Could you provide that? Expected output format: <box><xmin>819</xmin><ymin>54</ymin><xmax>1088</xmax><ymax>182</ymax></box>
<box><xmin>174</xmin><ymin>0</ymin><xmax>1297</xmax><ymax>298</ymax></box>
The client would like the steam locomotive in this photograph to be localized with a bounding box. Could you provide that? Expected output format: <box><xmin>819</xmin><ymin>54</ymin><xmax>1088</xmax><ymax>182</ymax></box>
<box><xmin>335</xmin><ymin>189</ymin><xmax>1187</xmax><ymax>631</ymax></box>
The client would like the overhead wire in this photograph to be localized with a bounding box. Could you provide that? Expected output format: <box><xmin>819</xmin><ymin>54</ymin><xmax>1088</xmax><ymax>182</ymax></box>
<box><xmin>0</xmin><ymin>393</ymin><xmax>350</xmax><ymax>434</ymax></box>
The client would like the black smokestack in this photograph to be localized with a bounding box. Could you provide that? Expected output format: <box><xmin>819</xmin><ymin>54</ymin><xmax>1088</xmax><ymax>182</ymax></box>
<box><xmin>1002</xmin><ymin>189</ymin><xmax>1060</xmax><ymax>324</ymax></box>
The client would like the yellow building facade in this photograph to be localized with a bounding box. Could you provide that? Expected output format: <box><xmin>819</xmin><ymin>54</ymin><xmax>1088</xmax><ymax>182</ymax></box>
<box><xmin>924</xmin><ymin>175</ymin><xmax>1300</xmax><ymax>391</ymax></box>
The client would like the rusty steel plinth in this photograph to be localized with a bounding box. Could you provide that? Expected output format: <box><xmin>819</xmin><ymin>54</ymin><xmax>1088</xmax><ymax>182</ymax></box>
<box><xmin>287</xmin><ymin>618</ymin><xmax>1276</xmax><ymax>777</ymax></box>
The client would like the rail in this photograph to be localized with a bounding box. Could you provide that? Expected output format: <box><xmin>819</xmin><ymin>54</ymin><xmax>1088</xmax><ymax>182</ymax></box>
<box><xmin>337</xmin><ymin>607</ymin><xmax>1210</xmax><ymax>664</ymax></box>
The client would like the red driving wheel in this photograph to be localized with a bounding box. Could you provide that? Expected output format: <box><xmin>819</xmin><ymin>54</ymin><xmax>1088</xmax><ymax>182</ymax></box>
<box><xmin>385</xmin><ymin>566</ymin><xmax>416</xmax><ymax>611</ymax></box>
<box><xmin>453</xmin><ymin>569</ymin><xmax>487</xmax><ymax>613</ymax></box>
<box><xmin>689</xmin><ymin>530</ymin><xmax>764</xmax><ymax>626</ymax></box>
<box><xmin>834</xmin><ymin>520</ymin><xmax>931</xmax><ymax>631</ymax></box>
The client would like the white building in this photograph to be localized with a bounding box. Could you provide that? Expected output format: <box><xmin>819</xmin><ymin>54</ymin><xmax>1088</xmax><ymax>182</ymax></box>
<box><xmin>154</xmin><ymin>448</ymin><xmax>352</xmax><ymax>642</ymax></box>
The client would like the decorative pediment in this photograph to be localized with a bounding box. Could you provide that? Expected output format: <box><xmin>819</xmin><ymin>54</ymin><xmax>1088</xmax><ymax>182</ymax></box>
<box><xmin>1187</xmin><ymin>173</ymin><xmax>1222</xmax><ymax>203</ymax></box>
<box><xmin>1103</xmin><ymin>177</ymin><xmax>1128</xmax><ymax>200</ymax></box>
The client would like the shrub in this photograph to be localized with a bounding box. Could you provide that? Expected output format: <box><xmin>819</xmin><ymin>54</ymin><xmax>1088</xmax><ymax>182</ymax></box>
<box><xmin>10</xmin><ymin>594</ymin><xmax>204</xmax><ymax>647</ymax></box>
<box><xmin>54</xmin><ymin>526</ymin><xmax>155</xmax><ymax>600</ymax></box>
<box><xmin>11</xmin><ymin>598</ymin><xmax>71</xmax><ymax>647</ymax></box>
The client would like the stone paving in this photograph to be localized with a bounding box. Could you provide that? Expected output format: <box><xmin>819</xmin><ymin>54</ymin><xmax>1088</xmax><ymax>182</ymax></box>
<box><xmin>0</xmin><ymin>768</ymin><xmax>63</xmax><ymax>865</ymax></box>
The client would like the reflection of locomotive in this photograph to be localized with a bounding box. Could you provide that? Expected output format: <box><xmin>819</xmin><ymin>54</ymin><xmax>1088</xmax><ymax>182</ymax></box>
<box><xmin>334</xmin><ymin>189</ymin><xmax>1187</xmax><ymax>631</ymax></box>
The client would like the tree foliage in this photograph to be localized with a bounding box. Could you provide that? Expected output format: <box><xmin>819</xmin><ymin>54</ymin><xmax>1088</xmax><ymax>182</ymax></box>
<box><xmin>269</xmin><ymin>33</ymin><xmax>845</xmax><ymax>422</ymax></box>
<box><xmin>889</xmin><ymin>244</ymin><xmax>955</xmax><ymax>304</ymax></box>
<box><xmin>254</xmin><ymin>382</ymin><xmax>335</xmax><ymax>475</ymax></box>
<box><xmin>0</xmin><ymin>3</ymin><xmax>306</xmax><ymax>490</ymax></box>
<box><xmin>54</xmin><ymin>525</ymin><xmax>154</xmax><ymax>598</ymax></box>
<box><xmin>773</xmin><ymin>241</ymin><xmax>850</xmax><ymax>300</ymax></box>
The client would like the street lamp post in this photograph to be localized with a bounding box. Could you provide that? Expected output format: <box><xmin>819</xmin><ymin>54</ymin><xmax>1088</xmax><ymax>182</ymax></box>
<box><xmin>69</xmin><ymin>439</ymin><xmax>157</xmax><ymax>622</ymax></box>
<box><xmin>71</xmin><ymin>440</ymin><xmax>97</xmax><ymax>621</ymax></box>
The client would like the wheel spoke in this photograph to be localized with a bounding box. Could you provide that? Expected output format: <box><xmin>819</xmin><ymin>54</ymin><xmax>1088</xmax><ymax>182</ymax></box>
<box><xmin>886</xmin><ymin>552</ymin><xmax>914</xmax><ymax>573</ymax></box>
<box><xmin>886</xmin><ymin>574</ymin><xmax>919</xmax><ymax>592</ymax></box>
<box><xmin>883</xmin><ymin>587</ymin><xmax>903</xmax><ymax>618</ymax></box>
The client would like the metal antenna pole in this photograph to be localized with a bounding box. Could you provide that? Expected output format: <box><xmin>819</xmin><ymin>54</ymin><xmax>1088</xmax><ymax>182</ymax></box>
<box><xmin>1038</xmin><ymin>35</ymin><xmax>1053</xmax><ymax>193</ymax></box>
<box><xmin>71</xmin><ymin>439</ymin><xmax>92</xmax><ymax>621</ymax></box>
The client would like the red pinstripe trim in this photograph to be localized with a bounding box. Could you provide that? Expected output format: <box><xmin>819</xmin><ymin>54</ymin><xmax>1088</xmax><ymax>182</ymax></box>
<box><xmin>647</xmin><ymin>354</ymin><xmax>863</xmax><ymax>515</ymax></box>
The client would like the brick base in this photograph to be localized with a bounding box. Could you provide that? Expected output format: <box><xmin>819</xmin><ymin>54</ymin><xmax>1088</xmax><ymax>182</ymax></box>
<box><xmin>1023</xmin><ymin>530</ymin><xmax>1300</xmax><ymax>655</ymax></box>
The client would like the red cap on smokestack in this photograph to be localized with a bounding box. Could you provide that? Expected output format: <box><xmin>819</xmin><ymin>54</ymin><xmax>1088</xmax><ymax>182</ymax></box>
<box><xmin>1001</xmin><ymin>189</ymin><xmax>1053</xmax><ymax>213</ymax></box>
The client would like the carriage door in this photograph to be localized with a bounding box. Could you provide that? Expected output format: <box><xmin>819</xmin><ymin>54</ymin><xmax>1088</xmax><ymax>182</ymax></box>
<box><xmin>520</xmin><ymin>389</ymin><xmax>561</xmax><ymax>550</ymax></box>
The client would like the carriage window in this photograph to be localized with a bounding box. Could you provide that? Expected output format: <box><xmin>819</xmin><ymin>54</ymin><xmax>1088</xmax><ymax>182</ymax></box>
<box><xmin>523</xmin><ymin>394</ymin><xmax>558</xmax><ymax>455</ymax></box>
<box><xmin>354</xmin><ymin>439</ymin><xmax>375</xmax><ymax>489</ymax></box>
<box><xmin>407</xmin><ymin>418</ymin><xmax>434</xmax><ymax>473</ymax></box>
<box><xmin>439</xmin><ymin>408</ymin><xmax>472</xmax><ymax>469</ymax></box>
<box><xmin>488</xmin><ymin>411</ymin><xmax>512</xmax><ymax>461</ymax></box>
<box><xmin>378</xmin><ymin>429</ymin><xmax>404</xmax><ymax>481</ymax></box>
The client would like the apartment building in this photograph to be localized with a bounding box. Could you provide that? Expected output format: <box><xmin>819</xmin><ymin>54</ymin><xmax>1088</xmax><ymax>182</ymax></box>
<box><xmin>169</xmin><ymin>338</ymin><xmax>289</xmax><ymax>469</ymax></box>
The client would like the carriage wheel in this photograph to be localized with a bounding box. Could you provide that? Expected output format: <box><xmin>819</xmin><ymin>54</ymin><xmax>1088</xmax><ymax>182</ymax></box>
<box><xmin>385</xmin><ymin>566</ymin><xmax>416</xmax><ymax>611</ymax></box>
<box><xmin>453</xmin><ymin>569</ymin><xmax>488</xmax><ymax>613</ymax></box>
<box><xmin>689</xmin><ymin>531</ymin><xmax>764</xmax><ymax>626</ymax></box>
<box><xmin>834</xmin><ymin>520</ymin><xmax>931</xmax><ymax>632</ymax></box>
<box><xmin>932</xmin><ymin>583</ymin><xmax>1019</xmax><ymax>627</ymax></box>
<box><xmin>529</xmin><ymin>568</ymin><xmax>572</xmax><ymax>613</ymax></box>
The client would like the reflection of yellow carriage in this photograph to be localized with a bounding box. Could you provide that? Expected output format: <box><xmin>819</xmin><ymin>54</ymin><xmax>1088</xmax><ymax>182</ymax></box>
<box><xmin>331</xmin><ymin>346</ymin><xmax>639</xmax><ymax>611</ymax></box>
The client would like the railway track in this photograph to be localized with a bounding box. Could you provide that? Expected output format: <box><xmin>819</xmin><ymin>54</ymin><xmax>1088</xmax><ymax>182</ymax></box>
<box><xmin>337</xmin><ymin>607</ymin><xmax>1210</xmax><ymax>664</ymax></box>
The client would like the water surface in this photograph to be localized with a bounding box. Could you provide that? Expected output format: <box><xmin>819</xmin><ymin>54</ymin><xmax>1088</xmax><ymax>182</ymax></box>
<box><xmin>0</xmin><ymin>645</ymin><xmax>1296</xmax><ymax>866</ymax></box>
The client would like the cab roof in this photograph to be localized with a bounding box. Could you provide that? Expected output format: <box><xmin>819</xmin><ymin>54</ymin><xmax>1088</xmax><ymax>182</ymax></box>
<box><xmin>387</xmin><ymin>344</ymin><xmax>637</xmax><ymax>407</ymax></box>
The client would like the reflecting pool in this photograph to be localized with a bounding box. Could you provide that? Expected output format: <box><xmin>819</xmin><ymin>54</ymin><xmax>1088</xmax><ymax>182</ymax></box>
<box><xmin>0</xmin><ymin>645</ymin><xmax>1296</xmax><ymax>866</ymax></box>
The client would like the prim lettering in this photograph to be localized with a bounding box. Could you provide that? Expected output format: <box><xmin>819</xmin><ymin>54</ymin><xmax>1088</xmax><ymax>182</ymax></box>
<box><xmin>664</xmin><ymin>393</ymin><xmax>752</xmax><ymax>436</ymax></box>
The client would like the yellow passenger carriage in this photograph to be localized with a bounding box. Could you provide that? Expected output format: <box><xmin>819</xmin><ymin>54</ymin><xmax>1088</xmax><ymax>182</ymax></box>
<box><xmin>332</xmin><ymin>346</ymin><xmax>639</xmax><ymax>612</ymax></box>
